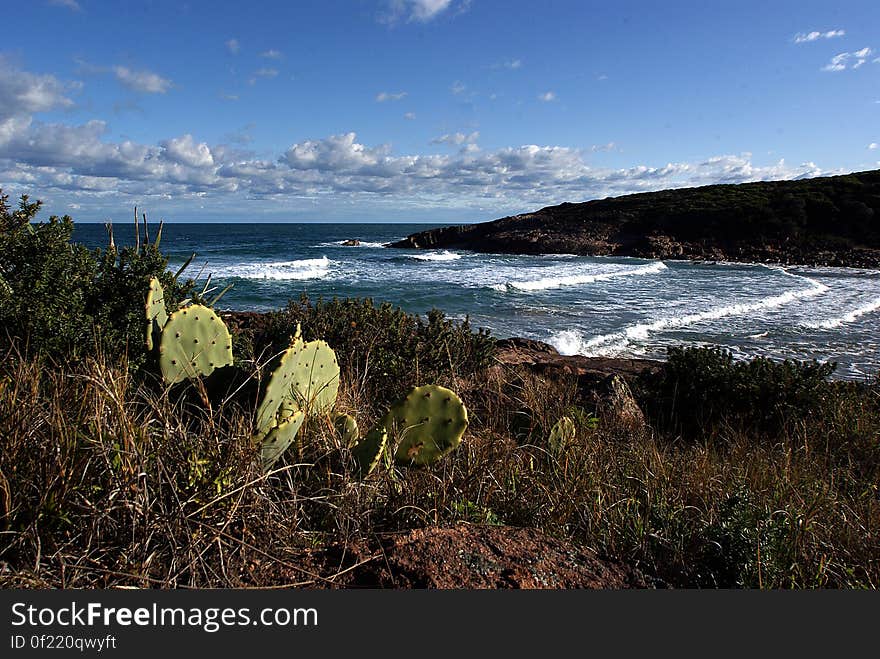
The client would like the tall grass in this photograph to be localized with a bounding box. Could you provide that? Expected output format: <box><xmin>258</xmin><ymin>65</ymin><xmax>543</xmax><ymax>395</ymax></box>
<box><xmin>1</xmin><ymin>340</ymin><xmax>877</xmax><ymax>588</ymax></box>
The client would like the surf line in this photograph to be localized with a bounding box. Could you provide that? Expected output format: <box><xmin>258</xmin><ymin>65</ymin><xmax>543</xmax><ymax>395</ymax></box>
<box><xmin>573</xmin><ymin>265</ymin><xmax>829</xmax><ymax>356</ymax></box>
<box><xmin>493</xmin><ymin>260</ymin><xmax>668</xmax><ymax>292</ymax></box>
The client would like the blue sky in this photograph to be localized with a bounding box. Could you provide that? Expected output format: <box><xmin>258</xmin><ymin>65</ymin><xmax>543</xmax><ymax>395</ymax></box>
<box><xmin>1</xmin><ymin>0</ymin><xmax>878</xmax><ymax>222</ymax></box>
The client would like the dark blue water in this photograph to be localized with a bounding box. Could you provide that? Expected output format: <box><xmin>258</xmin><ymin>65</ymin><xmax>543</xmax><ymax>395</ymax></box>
<box><xmin>72</xmin><ymin>223</ymin><xmax>880</xmax><ymax>379</ymax></box>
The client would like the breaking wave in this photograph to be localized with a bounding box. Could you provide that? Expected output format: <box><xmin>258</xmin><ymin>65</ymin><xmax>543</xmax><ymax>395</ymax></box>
<box><xmin>493</xmin><ymin>261</ymin><xmax>667</xmax><ymax>292</ymax></box>
<box><xmin>550</xmin><ymin>270</ymin><xmax>829</xmax><ymax>356</ymax></box>
<box><xmin>410</xmin><ymin>250</ymin><xmax>462</xmax><ymax>261</ymax></box>
<box><xmin>808</xmin><ymin>296</ymin><xmax>880</xmax><ymax>329</ymax></box>
<box><xmin>221</xmin><ymin>256</ymin><xmax>331</xmax><ymax>280</ymax></box>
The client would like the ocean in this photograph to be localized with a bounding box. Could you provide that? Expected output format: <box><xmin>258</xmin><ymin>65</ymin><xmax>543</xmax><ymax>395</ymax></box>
<box><xmin>72</xmin><ymin>222</ymin><xmax>880</xmax><ymax>380</ymax></box>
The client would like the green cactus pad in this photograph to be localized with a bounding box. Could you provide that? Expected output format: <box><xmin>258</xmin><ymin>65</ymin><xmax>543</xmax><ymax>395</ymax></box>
<box><xmin>334</xmin><ymin>413</ymin><xmax>359</xmax><ymax>447</ymax></box>
<box><xmin>261</xmin><ymin>409</ymin><xmax>305</xmax><ymax>472</ymax></box>
<box><xmin>290</xmin><ymin>340</ymin><xmax>339</xmax><ymax>416</ymax></box>
<box><xmin>145</xmin><ymin>277</ymin><xmax>168</xmax><ymax>351</ymax></box>
<box><xmin>253</xmin><ymin>337</ymin><xmax>305</xmax><ymax>439</ymax></box>
<box><xmin>157</xmin><ymin>304</ymin><xmax>233</xmax><ymax>384</ymax></box>
<box><xmin>548</xmin><ymin>416</ymin><xmax>576</xmax><ymax>454</ymax></box>
<box><xmin>387</xmin><ymin>385</ymin><xmax>468</xmax><ymax>466</ymax></box>
<box><xmin>351</xmin><ymin>425</ymin><xmax>387</xmax><ymax>476</ymax></box>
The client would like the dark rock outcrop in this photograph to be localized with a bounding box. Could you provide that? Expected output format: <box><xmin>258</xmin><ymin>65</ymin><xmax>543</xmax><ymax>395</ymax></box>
<box><xmin>389</xmin><ymin>169</ymin><xmax>880</xmax><ymax>267</ymax></box>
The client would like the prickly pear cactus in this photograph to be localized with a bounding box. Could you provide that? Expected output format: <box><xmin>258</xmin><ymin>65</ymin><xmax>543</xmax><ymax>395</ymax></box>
<box><xmin>334</xmin><ymin>413</ymin><xmax>359</xmax><ymax>447</ymax></box>
<box><xmin>254</xmin><ymin>337</ymin><xmax>305</xmax><ymax>440</ymax></box>
<box><xmin>548</xmin><ymin>416</ymin><xmax>576</xmax><ymax>454</ymax></box>
<box><xmin>290</xmin><ymin>340</ymin><xmax>339</xmax><ymax>416</ymax></box>
<box><xmin>386</xmin><ymin>385</ymin><xmax>468</xmax><ymax>466</ymax></box>
<box><xmin>351</xmin><ymin>425</ymin><xmax>387</xmax><ymax>476</ymax></box>
<box><xmin>145</xmin><ymin>276</ymin><xmax>168</xmax><ymax>351</ymax></box>
<box><xmin>158</xmin><ymin>304</ymin><xmax>233</xmax><ymax>384</ymax></box>
<box><xmin>261</xmin><ymin>409</ymin><xmax>305</xmax><ymax>472</ymax></box>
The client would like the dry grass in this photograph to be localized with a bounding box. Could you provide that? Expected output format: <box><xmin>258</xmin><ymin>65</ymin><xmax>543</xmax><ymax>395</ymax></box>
<box><xmin>0</xmin><ymin>343</ymin><xmax>878</xmax><ymax>588</ymax></box>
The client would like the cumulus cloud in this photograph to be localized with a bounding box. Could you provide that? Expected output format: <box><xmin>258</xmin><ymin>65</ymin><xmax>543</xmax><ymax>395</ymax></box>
<box><xmin>869</xmin><ymin>143</ymin><xmax>878</xmax><ymax>150</ymax></box>
<box><xmin>0</xmin><ymin>63</ymin><xmax>834</xmax><ymax>216</ymax></box>
<box><xmin>225</xmin><ymin>38</ymin><xmax>240</xmax><ymax>54</ymax></box>
<box><xmin>260</xmin><ymin>49</ymin><xmax>283</xmax><ymax>59</ymax></box>
<box><xmin>794</xmin><ymin>29</ymin><xmax>845</xmax><ymax>43</ymax></box>
<box><xmin>431</xmin><ymin>131</ymin><xmax>479</xmax><ymax>146</ymax></box>
<box><xmin>113</xmin><ymin>66</ymin><xmax>172</xmax><ymax>93</ymax></box>
<box><xmin>538</xmin><ymin>91</ymin><xmax>556</xmax><ymax>102</ymax></box>
<box><xmin>590</xmin><ymin>142</ymin><xmax>617</xmax><ymax>153</ymax></box>
<box><xmin>376</xmin><ymin>91</ymin><xmax>408</xmax><ymax>102</ymax></box>
<box><xmin>403</xmin><ymin>112</ymin><xmax>416</xmax><ymax>120</ymax></box>
<box><xmin>0</xmin><ymin>57</ymin><xmax>77</xmax><ymax>122</ymax></box>
<box><xmin>450</xmin><ymin>81</ymin><xmax>466</xmax><ymax>95</ymax></box>
<box><xmin>822</xmin><ymin>47</ymin><xmax>874</xmax><ymax>71</ymax></box>
<box><xmin>0</xmin><ymin>115</ymin><xmax>832</xmax><ymax>217</ymax></box>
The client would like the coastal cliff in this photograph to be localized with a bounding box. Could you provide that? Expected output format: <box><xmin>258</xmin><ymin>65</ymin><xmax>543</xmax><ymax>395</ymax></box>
<box><xmin>389</xmin><ymin>169</ymin><xmax>880</xmax><ymax>267</ymax></box>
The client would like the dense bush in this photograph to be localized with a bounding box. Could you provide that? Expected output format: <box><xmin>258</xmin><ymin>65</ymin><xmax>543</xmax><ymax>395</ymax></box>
<box><xmin>638</xmin><ymin>346</ymin><xmax>838</xmax><ymax>437</ymax></box>
<box><xmin>236</xmin><ymin>295</ymin><xmax>496</xmax><ymax>408</ymax></box>
<box><xmin>0</xmin><ymin>190</ymin><xmax>192</xmax><ymax>365</ymax></box>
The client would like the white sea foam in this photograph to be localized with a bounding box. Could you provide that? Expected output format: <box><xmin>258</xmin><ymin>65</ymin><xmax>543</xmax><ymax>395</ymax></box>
<box><xmin>496</xmin><ymin>261</ymin><xmax>668</xmax><ymax>292</ymax></box>
<box><xmin>551</xmin><ymin>269</ymin><xmax>829</xmax><ymax>356</ymax></box>
<box><xmin>222</xmin><ymin>256</ymin><xmax>331</xmax><ymax>280</ymax></box>
<box><xmin>315</xmin><ymin>240</ymin><xmax>387</xmax><ymax>248</ymax></box>
<box><xmin>808</xmin><ymin>296</ymin><xmax>880</xmax><ymax>329</ymax></box>
<box><xmin>410</xmin><ymin>250</ymin><xmax>462</xmax><ymax>261</ymax></box>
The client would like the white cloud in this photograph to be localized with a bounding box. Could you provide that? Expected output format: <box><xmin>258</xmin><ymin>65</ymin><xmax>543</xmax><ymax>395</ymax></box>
<box><xmin>794</xmin><ymin>29</ymin><xmax>845</xmax><ymax>43</ymax></box>
<box><xmin>450</xmin><ymin>80</ymin><xmax>466</xmax><ymax>95</ymax></box>
<box><xmin>48</xmin><ymin>0</ymin><xmax>81</xmax><ymax>10</ymax></box>
<box><xmin>0</xmin><ymin>57</ymin><xmax>77</xmax><ymax>121</ymax></box>
<box><xmin>113</xmin><ymin>66</ymin><xmax>172</xmax><ymax>94</ymax></box>
<box><xmin>869</xmin><ymin>143</ymin><xmax>878</xmax><ymax>150</ymax></box>
<box><xmin>0</xmin><ymin>63</ymin><xmax>836</xmax><ymax>216</ymax></box>
<box><xmin>538</xmin><ymin>91</ymin><xmax>556</xmax><ymax>102</ymax></box>
<box><xmin>376</xmin><ymin>91</ymin><xmax>408</xmax><ymax>102</ymax></box>
<box><xmin>431</xmin><ymin>131</ymin><xmax>479</xmax><ymax>146</ymax></box>
<box><xmin>384</xmin><ymin>0</ymin><xmax>464</xmax><ymax>23</ymax></box>
<box><xmin>591</xmin><ymin>142</ymin><xmax>617</xmax><ymax>153</ymax></box>
<box><xmin>225</xmin><ymin>38</ymin><xmax>240</xmax><ymax>55</ymax></box>
<box><xmin>822</xmin><ymin>47</ymin><xmax>874</xmax><ymax>72</ymax></box>
<box><xmin>403</xmin><ymin>112</ymin><xmax>416</xmax><ymax>120</ymax></box>
<box><xmin>260</xmin><ymin>49</ymin><xmax>283</xmax><ymax>59</ymax></box>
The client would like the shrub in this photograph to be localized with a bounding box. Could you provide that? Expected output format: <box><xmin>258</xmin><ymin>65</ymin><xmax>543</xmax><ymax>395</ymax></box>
<box><xmin>0</xmin><ymin>190</ymin><xmax>192</xmax><ymax>366</ymax></box>
<box><xmin>638</xmin><ymin>346</ymin><xmax>838</xmax><ymax>438</ymax></box>
<box><xmin>240</xmin><ymin>295</ymin><xmax>496</xmax><ymax>409</ymax></box>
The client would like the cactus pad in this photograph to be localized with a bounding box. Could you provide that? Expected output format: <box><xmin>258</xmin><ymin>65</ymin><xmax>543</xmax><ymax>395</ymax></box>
<box><xmin>548</xmin><ymin>416</ymin><xmax>576</xmax><ymax>454</ymax></box>
<box><xmin>261</xmin><ymin>409</ymin><xmax>305</xmax><ymax>472</ymax></box>
<box><xmin>157</xmin><ymin>304</ymin><xmax>233</xmax><ymax>384</ymax></box>
<box><xmin>290</xmin><ymin>340</ymin><xmax>339</xmax><ymax>416</ymax></box>
<box><xmin>145</xmin><ymin>276</ymin><xmax>168</xmax><ymax>351</ymax></box>
<box><xmin>334</xmin><ymin>413</ymin><xmax>359</xmax><ymax>447</ymax></box>
<box><xmin>351</xmin><ymin>425</ymin><xmax>387</xmax><ymax>476</ymax></box>
<box><xmin>386</xmin><ymin>385</ymin><xmax>468</xmax><ymax>466</ymax></box>
<box><xmin>254</xmin><ymin>337</ymin><xmax>305</xmax><ymax>440</ymax></box>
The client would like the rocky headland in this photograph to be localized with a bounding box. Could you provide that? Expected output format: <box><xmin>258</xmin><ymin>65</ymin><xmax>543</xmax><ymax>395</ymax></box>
<box><xmin>389</xmin><ymin>169</ymin><xmax>880</xmax><ymax>268</ymax></box>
